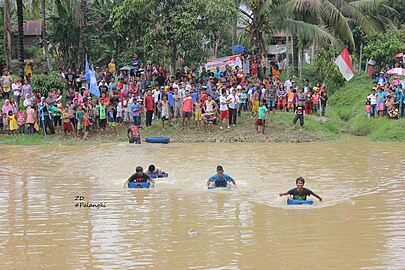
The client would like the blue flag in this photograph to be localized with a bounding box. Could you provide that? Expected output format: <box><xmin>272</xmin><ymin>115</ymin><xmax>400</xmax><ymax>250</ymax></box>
<box><xmin>85</xmin><ymin>55</ymin><xmax>91</xmax><ymax>83</ymax></box>
<box><xmin>89</xmin><ymin>66</ymin><xmax>100</xmax><ymax>97</ymax></box>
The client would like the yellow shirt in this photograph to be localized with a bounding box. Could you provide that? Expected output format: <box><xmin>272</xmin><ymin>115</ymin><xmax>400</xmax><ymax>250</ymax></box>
<box><xmin>24</xmin><ymin>65</ymin><xmax>32</xmax><ymax>76</ymax></box>
<box><xmin>108</xmin><ymin>63</ymin><xmax>116</xmax><ymax>73</ymax></box>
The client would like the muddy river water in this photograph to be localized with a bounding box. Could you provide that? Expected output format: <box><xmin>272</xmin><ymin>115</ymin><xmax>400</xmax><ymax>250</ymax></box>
<box><xmin>0</xmin><ymin>137</ymin><xmax>404</xmax><ymax>269</ymax></box>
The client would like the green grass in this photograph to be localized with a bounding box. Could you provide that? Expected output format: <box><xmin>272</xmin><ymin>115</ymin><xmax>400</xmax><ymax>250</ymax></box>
<box><xmin>328</xmin><ymin>72</ymin><xmax>405</xmax><ymax>141</ymax></box>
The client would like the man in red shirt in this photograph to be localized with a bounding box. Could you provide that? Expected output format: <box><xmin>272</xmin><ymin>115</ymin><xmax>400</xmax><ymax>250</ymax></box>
<box><xmin>144</xmin><ymin>89</ymin><xmax>154</xmax><ymax>128</ymax></box>
<box><xmin>181</xmin><ymin>90</ymin><xmax>193</xmax><ymax>130</ymax></box>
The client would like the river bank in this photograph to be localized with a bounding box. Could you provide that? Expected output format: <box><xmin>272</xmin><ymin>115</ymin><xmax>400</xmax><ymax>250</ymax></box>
<box><xmin>0</xmin><ymin>111</ymin><xmax>339</xmax><ymax>145</ymax></box>
<box><xmin>1</xmin><ymin>71</ymin><xmax>404</xmax><ymax>145</ymax></box>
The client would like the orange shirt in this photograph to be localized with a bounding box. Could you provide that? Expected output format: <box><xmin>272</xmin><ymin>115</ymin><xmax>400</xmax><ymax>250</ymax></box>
<box><xmin>287</xmin><ymin>91</ymin><xmax>295</xmax><ymax>102</ymax></box>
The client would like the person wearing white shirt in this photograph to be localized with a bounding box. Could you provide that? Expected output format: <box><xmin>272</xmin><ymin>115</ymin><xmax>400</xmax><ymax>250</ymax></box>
<box><xmin>12</xmin><ymin>79</ymin><xmax>22</xmax><ymax>109</ymax></box>
<box><xmin>228</xmin><ymin>89</ymin><xmax>240</xmax><ymax>126</ymax></box>
<box><xmin>219</xmin><ymin>90</ymin><xmax>230</xmax><ymax>129</ymax></box>
<box><xmin>284</xmin><ymin>75</ymin><xmax>293</xmax><ymax>93</ymax></box>
<box><xmin>367</xmin><ymin>89</ymin><xmax>378</xmax><ymax>118</ymax></box>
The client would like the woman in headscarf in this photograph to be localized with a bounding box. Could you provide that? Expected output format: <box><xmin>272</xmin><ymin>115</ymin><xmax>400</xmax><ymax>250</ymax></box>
<box><xmin>2</xmin><ymin>99</ymin><xmax>12</xmax><ymax>114</ymax></box>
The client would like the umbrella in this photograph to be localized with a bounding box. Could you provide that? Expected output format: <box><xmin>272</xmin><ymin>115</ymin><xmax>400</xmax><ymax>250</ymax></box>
<box><xmin>395</xmin><ymin>52</ymin><xmax>404</xmax><ymax>58</ymax></box>
<box><xmin>232</xmin><ymin>45</ymin><xmax>245</xmax><ymax>53</ymax></box>
<box><xmin>119</xmin><ymin>65</ymin><xmax>136</xmax><ymax>71</ymax></box>
<box><xmin>387</xmin><ymin>68</ymin><xmax>405</xmax><ymax>76</ymax></box>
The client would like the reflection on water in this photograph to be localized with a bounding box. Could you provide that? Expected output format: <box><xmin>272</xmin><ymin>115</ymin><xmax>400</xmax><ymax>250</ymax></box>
<box><xmin>0</xmin><ymin>137</ymin><xmax>404</xmax><ymax>269</ymax></box>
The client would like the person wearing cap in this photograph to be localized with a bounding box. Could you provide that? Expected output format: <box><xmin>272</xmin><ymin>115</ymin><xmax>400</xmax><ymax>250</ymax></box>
<box><xmin>376</xmin><ymin>72</ymin><xmax>386</xmax><ymax>86</ymax></box>
<box><xmin>124</xmin><ymin>166</ymin><xmax>154</xmax><ymax>188</ymax></box>
<box><xmin>207</xmin><ymin>165</ymin><xmax>236</xmax><ymax>188</ymax></box>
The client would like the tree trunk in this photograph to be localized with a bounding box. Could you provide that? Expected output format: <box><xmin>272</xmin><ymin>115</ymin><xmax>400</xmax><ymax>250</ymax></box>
<box><xmin>359</xmin><ymin>42</ymin><xmax>363</xmax><ymax>73</ymax></box>
<box><xmin>170</xmin><ymin>43</ymin><xmax>177</xmax><ymax>76</ymax></box>
<box><xmin>79</xmin><ymin>0</ymin><xmax>87</xmax><ymax>69</ymax></box>
<box><xmin>16</xmin><ymin>0</ymin><xmax>24</xmax><ymax>79</ymax></box>
<box><xmin>42</xmin><ymin>0</ymin><xmax>52</xmax><ymax>73</ymax></box>
<box><xmin>232</xmin><ymin>0</ymin><xmax>240</xmax><ymax>46</ymax></box>
<box><xmin>3</xmin><ymin>0</ymin><xmax>12</xmax><ymax>71</ymax></box>
<box><xmin>299</xmin><ymin>46</ymin><xmax>304</xmax><ymax>80</ymax></box>
<box><xmin>292</xmin><ymin>35</ymin><xmax>299</xmax><ymax>76</ymax></box>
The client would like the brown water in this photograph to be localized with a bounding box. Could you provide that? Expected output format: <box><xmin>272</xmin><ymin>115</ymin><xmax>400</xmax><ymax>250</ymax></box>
<box><xmin>0</xmin><ymin>137</ymin><xmax>404</xmax><ymax>270</ymax></box>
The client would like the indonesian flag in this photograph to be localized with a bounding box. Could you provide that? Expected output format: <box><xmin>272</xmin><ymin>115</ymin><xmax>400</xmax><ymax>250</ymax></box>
<box><xmin>334</xmin><ymin>48</ymin><xmax>354</xmax><ymax>81</ymax></box>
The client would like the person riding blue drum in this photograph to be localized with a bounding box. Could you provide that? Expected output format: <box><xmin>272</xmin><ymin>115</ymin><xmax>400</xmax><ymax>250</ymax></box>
<box><xmin>144</xmin><ymin>164</ymin><xmax>166</xmax><ymax>177</ymax></box>
<box><xmin>124</xmin><ymin>166</ymin><xmax>155</xmax><ymax>187</ymax></box>
<box><xmin>207</xmin><ymin>165</ymin><xmax>236</xmax><ymax>188</ymax></box>
<box><xmin>279</xmin><ymin>177</ymin><xmax>322</xmax><ymax>201</ymax></box>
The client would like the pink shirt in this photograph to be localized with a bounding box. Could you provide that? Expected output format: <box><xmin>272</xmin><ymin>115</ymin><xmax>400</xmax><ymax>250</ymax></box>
<box><xmin>26</xmin><ymin>108</ymin><xmax>35</xmax><ymax>124</ymax></box>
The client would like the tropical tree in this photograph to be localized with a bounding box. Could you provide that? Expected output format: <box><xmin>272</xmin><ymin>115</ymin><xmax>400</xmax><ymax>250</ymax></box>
<box><xmin>3</xmin><ymin>0</ymin><xmax>12</xmax><ymax>70</ymax></box>
<box><xmin>48</xmin><ymin>0</ymin><xmax>80</xmax><ymax>68</ymax></box>
<box><xmin>78</xmin><ymin>0</ymin><xmax>87</xmax><ymax>69</ymax></box>
<box><xmin>114</xmin><ymin>0</ymin><xmax>235</xmax><ymax>73</ymax></box>
<box><xmin>239</xmin><ymin>0</ymin><xmax>397</xmax><ymax>76</ymax></box>
<box><xmin>17</xmin><ymin>0</ymin><xmax>25</xmax><ymax>78</ymax></box>
<box><xmin>42</xmin><ymin>0</ymin><xmax>52</xmax><ymax>72</ymax></box>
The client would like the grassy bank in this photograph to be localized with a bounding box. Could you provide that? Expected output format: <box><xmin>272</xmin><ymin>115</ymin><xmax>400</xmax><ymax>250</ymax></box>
<box><xmin>328</xmin><ymin>73</ymin><xmax>405</xmax><ymax>141</ymax></box>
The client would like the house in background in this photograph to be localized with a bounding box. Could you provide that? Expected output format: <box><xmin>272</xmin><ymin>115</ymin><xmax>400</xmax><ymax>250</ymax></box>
<box><xmin>12</xmin><ymin>20</ymin><xmax>43</xmax><ymax>58</ymax></box>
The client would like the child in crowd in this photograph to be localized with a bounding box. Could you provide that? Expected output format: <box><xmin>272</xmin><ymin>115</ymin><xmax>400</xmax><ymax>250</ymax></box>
<box><xmin>193</xmin><ymin>97</ymin><xmax>202</xmax><ymax>131</ymax></box>
<box><xmin>255</xmin><ymin>99</ymin><xmax>268</xmax><ymax>134</ymax></box>
<box><xmin>287</xmin><ymin>87</ymin><xmax>295</xmax><ymax>112</ymax></box>
<box><xmin>62</xmin><ymin>106</ymin><xmax>74</xmax><ymax>139</ymax></box>
<box><xmin>83</xmin><ymin>111</ymin><xmax>90</xmax><ymax>138</ymax></box>
<box><xmin>8</xmin><ymin>110</ymin><xmax>17</xmax><ymax>135</ymax></box>
<box><xmin>26</xmin><ymin>105</ymin><xmax>36</xmax><ymax>134</ymax></box>
<box><xmin>2</xmin><ymin>113</ymin><xmax>8</xmax><ymax>134</ymax></box>
<box><xmin>76</xmin><ymin>104</ymin><xmax>85</xmax><ymax>138</ymax></box>
<box><xmin>116</xmin><ymin>100</ymin><xmax>123</xmax><ymax>125</ymax></box>
<box><xmin>312</xmin><ymin>90</ymin><xmax>319</xmax><ymax>114</ymax></box>
<box><xmin>17</xmin><ymin>107</ymin><xmax>25</xmax><ymax>134</ymax></box>
<box><xmin>293</xmin><ymin>100</ymin><xmax>305</xmax><ymax>131</ymax></box>
<box><xmin>159</xmin><ymin>95</ymin><xmax>170</xmax><ymax>130</ymax></box>
<box><xmin>365</xmin><ymin>100</ymin><xmax>371</xmax><ymax>118</ymax></box>
<box><xmin>107</xmin><ymin>104</ymin><xmax>118</xmax><ymax>136</ymax></box>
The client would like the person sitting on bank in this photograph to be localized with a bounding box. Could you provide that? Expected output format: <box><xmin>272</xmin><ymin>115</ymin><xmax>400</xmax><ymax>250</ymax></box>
<box><xmin>279</xmin><ymin>177</ymin><xmax>322</xmax><ymax>201</ymax></box>
<box><xmin>144</xmin><ymin>164</ymin><xmax>165</xmax><ymax>177</ymax></box>
<box><xmin>124</xmin><ymin>166</ymin><xmax>155</xmax><ymax>187</ymax></box>
<box><xmin>207</xmin><ymin>165</ymin><xmax>236</xmax><ymax>188</ymax></box>
<box><xmin>127</xmin><ymin>124</ymin><xmax>141</xmax><ymax>144</ymax></box>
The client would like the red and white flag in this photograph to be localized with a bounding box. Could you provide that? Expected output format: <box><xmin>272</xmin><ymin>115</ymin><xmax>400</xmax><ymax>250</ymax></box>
<box><xmin>334</xmin><ymin>48</ymin><xmax>354</xmax><ymax>81</ymax></box>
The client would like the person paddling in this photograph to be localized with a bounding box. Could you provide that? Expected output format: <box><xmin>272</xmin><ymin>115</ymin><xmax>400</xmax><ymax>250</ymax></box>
<box><xmin>207</xmin><ymin>165</ymin><xmax>236</xmax><ymax>188</ymax></box>
<box><xmin>124</xmin><ymin>166</ymin><xmax>155</xmax><ymax>187</ymax></box>
<box><xmin>279</xmin><ymin>177</ymin><xmax>322</xmax><ymax>201</ymax></box>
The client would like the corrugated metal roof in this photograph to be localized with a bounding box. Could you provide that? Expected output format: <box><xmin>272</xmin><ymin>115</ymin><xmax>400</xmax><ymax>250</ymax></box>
<box><xmin>23</xmin><ymin>20</ymin><xmax>42</xmax><ymax>36</ymax></box>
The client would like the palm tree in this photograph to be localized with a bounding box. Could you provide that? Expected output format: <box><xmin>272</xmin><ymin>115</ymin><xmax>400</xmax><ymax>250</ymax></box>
<box><xmin>238</xmin><ymin>0</ymin><xmax>396</xmax><ymax>76</ymax></box>
<box><xmin>42</xmin><ymin>0</ymin><xmax>52</xmax><ymax>72</ymax></box>
<box><xmin>3</xmin><ymin>0</ymin><xmax>12</xmax><ymax>70</ymax></box>
<box><xmin>79</xmin><ymin>0</ymin><xmax>87</xmax><ymax>69</ymax></box>
<box><xmin>16</xmin><ymin>0</ymin><xmax>25</xmax><ymax>79</ymax></box>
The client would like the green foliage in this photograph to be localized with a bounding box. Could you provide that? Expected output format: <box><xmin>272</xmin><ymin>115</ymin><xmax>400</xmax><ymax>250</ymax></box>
<box><xmin>313</xmin><ymin>46</ymin><xmax>345</xmax><ymax>91</ymax></box>
<box><xmin>48</xmin><ymin>0</ymin><xmax>80</xmax><ymax>68</ymax></box>
<box><xmin>31</xmin><ymin>73</ymin><xmax>65</xmax><ymax>96</ymax></box>
<box><xmin>114</xmin><ymin>0</ymin><xmax>236</xmax><ymax>69</ymax></box>
<box><xmin>363</xmin><ymin>30</ymin><xmax>405</xmax><ymax>69</ymax></box>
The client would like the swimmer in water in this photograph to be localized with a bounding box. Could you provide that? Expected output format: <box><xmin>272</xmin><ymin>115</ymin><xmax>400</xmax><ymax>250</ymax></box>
<box><xmin>279</xmin><ymin>177</ymin><xmax>322</xmax><ymax>201</ymax></box>
<box><xmin>207</xmin><ymin>165</ymin><xmax>236</xmax><ymax>188</ymax></box>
